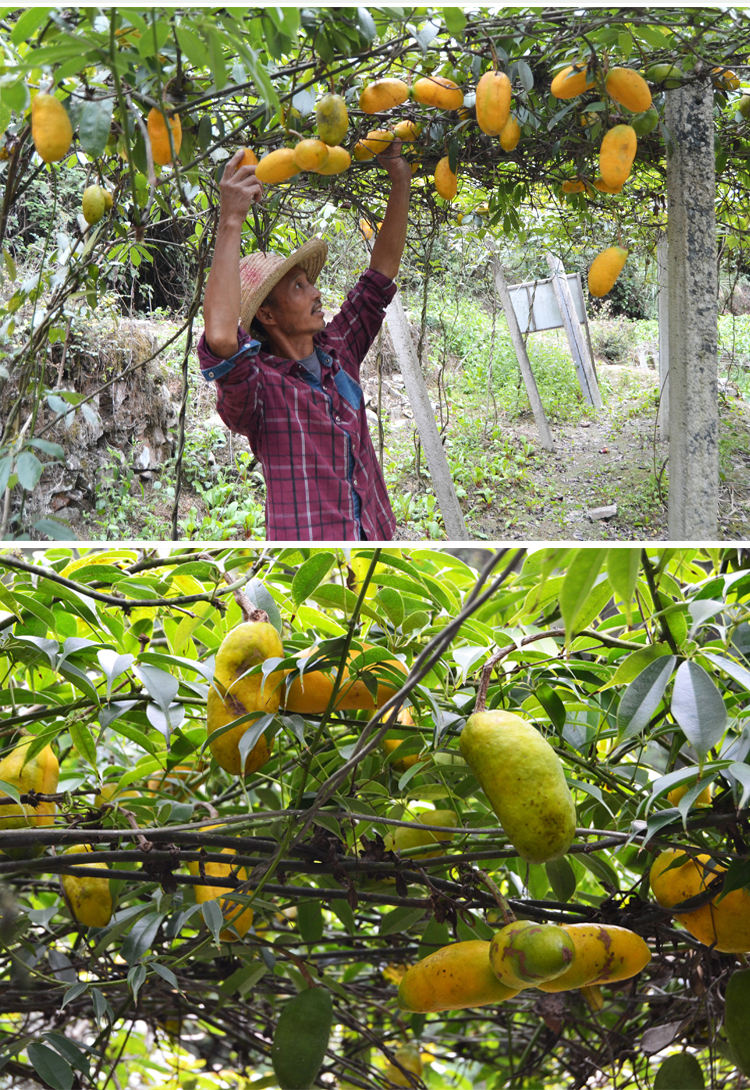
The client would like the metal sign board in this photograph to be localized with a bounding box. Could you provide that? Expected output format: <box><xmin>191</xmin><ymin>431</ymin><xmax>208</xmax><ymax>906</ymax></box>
<box><xmin>507</xmin><ymin>273</ymin><xmax>587</xmax><ymax>334</ymax></box>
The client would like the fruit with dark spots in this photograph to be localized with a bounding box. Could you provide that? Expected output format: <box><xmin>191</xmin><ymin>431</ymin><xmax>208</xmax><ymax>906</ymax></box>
<box><xmin>536</xmin><ymin>923</ymin><xmax>650</xmax><ymax>991</ymax></box>
<box><xmin>489</xmin><ymin>919</ymin><xmax>576</xmax><ymax>989</ymax></box>
<box><xmin>398</xmin><ymin>940</ymin><xmax>521</xmax><ymax>1012</ymax></box>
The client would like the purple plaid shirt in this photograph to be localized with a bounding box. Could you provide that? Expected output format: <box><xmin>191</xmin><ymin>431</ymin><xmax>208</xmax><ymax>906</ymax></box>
<box><xmin>198</xmin><ymin>268</ymin><xmax>397</xmax><ymax>541</ymax></box>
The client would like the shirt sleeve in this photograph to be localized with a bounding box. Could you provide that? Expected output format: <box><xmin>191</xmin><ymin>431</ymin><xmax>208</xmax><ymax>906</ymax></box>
<box><xmin>322</xmin><ymin>268</ymin><xmax>397</xmax><ymax>370</ymax></box>
<box><xmin>196</xmin><ymin>326</ymin><xmax>263</xmax><ymax>435</ymax></box>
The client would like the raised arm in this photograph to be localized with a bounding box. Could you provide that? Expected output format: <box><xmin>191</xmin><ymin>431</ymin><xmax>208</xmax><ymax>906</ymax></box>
<box><xmin>369</xmin><ymin>138</ymin><xmax>412</xmax><ymax>281</ymax></box>
<box><xmin>202</xmin><ymin>150</ymin><xmax>264</xmax><ymax>359</ymax></box>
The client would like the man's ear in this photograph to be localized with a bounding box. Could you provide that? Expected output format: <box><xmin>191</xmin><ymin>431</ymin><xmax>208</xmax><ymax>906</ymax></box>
<box><xmin>255</xmin><ymin>302</ymin><xmax>277</xmax><ymax>329</ymax></box>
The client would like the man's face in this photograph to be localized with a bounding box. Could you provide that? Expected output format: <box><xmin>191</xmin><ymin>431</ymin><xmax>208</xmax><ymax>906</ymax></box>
<box><xmin>258</xmin><ymin>266</ymin><xmax>325</xmax><ymax>338</ymax></box>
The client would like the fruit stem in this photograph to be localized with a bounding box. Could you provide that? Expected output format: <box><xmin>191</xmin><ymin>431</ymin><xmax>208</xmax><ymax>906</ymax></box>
<box><xmin>232</xmin><ymin>586</ymin><xmax>267</xmax><ymax>625</ymax></box>
<box><xmin>473</xmin><ymin>867</ymin><xmax>516</xmax><ymax>925</ymax></box>
<box><xmin>474</xmin><ymin>647</ymin><xmax>505</xmax><ymax>713</ymax></box>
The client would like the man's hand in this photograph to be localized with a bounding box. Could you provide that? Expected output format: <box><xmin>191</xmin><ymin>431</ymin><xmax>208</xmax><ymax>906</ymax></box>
<box><xmin>219</xmin><ymin>149</ymin><xmax>264</xmax><ymax>226</ymax></box>
<box><xmin>376</xmin><ymin>137</ymin><xmax>412</xmax><ymax>183</ymax></box>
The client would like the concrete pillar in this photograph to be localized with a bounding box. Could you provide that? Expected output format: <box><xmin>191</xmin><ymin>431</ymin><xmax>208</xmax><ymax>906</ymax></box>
<box><xmin>657</xmin><ymin>235</ymin><xmax>669</xmax><ymax>442</ymax></box>
<box><xmin>665</xmin><ymin>79</ymin><xmax>719</xmax><ymax>539</ymax></box>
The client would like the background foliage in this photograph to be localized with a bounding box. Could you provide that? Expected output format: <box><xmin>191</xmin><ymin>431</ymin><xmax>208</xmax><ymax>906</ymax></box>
<box><xmin>2</xmin><ymin>546</ymin><xmax>750</xmax><ymax>1087</ymax></box>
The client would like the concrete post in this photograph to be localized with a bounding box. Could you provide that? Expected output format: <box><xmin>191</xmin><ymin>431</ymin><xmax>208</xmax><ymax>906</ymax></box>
<box><xmin>665</xmin><ymin>79</ymin><xmax>719</xmax><ymax>539</ymax></box>
<box><xmin>384</xmin><ymin>292</ymin><xmax>469</xmax><ymax>540</ymax></box>
<box><xmin>657</xmin><ymin>235</ymin><xmax>669</xmax><ymax>442</ymax></box>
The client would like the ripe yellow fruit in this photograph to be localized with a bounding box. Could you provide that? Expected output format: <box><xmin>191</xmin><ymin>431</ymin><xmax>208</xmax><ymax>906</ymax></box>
<box><xmin>650</xmin><ymin>849</ymin><xmax>750</xmax><ymax>953</ymax></box>
<box><xmin>147</xmin><ymin>106</ymin><xmax>182</xmax><ymax>166</ymax></box>
<box><xmin>0</xmin><ymin>738</ymin><xmax>59</xmax><ymax>858</ymax></box>
<box><xmin>393</xmin><ymin>119</ymin><xmax>421</xmax><ymax>141</ymax></box>
<box><xmin>551</xmin><ymin>65</ymin><xmax>595</xmax><ymax>99</ymax></box>
<box><xmin>713</xmin><ymin>67</ymin><xmax>741</xmax><ymax>91</ymax></box>
<box><xmin>241</xmin><ymin>148</ymin><xmax>258</xmax><ymax>166</ymax></box>
<box><xmin>188</xmin><ymin>845</ymin><xmax>254</xmax><ymax>940</ymax></box>
<box><xmin>102</xmin><ymin>189</ymin><xmax>113</xmax><ymax>210</ymax></box>
<box><xmin>361</xmin><ymin>129</ymin><xmax>395</xmax><ymax>156</ymax></box>
<box><xmin>61</xmin><ymin>844</ymin><xmax>113</xmax><ymax>928</ymax></box>
<box><xmin>352</xmin><ymin>140</ymin><xmax>375</xmax><ymax>161</ymax></box>
<box><xmin>561</xmin><ymin>179</ymin><xmax>586</xmax><ymax>194</ymax></box>
<box><xmin>293</xmin><ymin>138</ymin><xmax>329</xmax><ymax>171</ymax></box>
<box><xmin>412</xmin><ymin>76</ymin><xmax>464</xmax><ymax>111</ymax></box>
<box><xmin>31</xmin><ymin>93</ymin><xmax>73</xmax><ymax>162</ymax></box>
<box><xmin>593</xmin><ymin>177</ymin><xmax>622</xmax><ymax>194</ymax></box>
<box><xmin>384</xmin><ymin>1044</ymin><xmax>423</xmax><ymax>1087</ymax></box>
<box><xmin>667</xmin><ymin>781</ymin><xmax>713</xmax><ymax>807</ymax></box>
<box><xmin>599</xmin><ymin>124</ymin><xmax>637</xmax><ymax>188</ymax></box>
<box><xmin>605</xmin><ymin>68</ymin><xmax>652</xmax><ymax>113</ymax></box>
<box><xmin>94</xmin><ymin>782</ymin><xmax>139</xmax><ymax>807</ymax></box>
<box><xmin>398</xmin><ymin>940</ymin><xmax>521</xmax><ymax>1012</ymax></box>
<box><xmin>282</xmin><ymin>644</ymin><xmax>406</xmax><ymax>714</ymax></box>
<box><xmin>588</xmin><ymin>246</ymin><xmax>628</xmax><ymax>298</ymax></box>
<box><xmin>434</xmin><ymin>155</ymin><xmax>457</xmax><ymax>199</ymax></box>
<box><xmin>360</xmin><ymin>219</ymin><xmax>374</xmax><ymax>240</ymax></box>
<box><xmin>254</xmin><ymin>147</ymin><xmax>300</xmax><ymax>184</ymax></box>
<box><xmin>499</xmin><ymin>115</ymin><xmax>521</xmax><ymax>151</ymax></box>
<box><xmin>459</xmin><ymin>711</ymin><xmax>576</xmax><ymax>864</ymax></box>
<box><xmin>360</xmin><ymin>78</ymin><xmax>409</xmax><ymax>114</ymax></box>
<box><xmin>82</xmin><ymin>184</ymin><xmax>106</xmax><ymax>225</ymax></box>
<box><xmin>208</xmin><ymin>621</ymin><xmax>285</xmax><ymax>776</ymax></box>
<box><xmin>383</xmin><ymin>706</ymin><xmax>422</xmax><ymax>770</ymax></box>
<box><xmin>314</xmin><ymin>145</ymin><xmax>351</xmax><ymax>175</ymax></box>
<box><xmin>384</xmin><ymin>810</ymin><xmax>458</xmax><ymax>859</ymax></box>
<box><xmin>475</xmin><ymin>70</ymin><xmax>512</xmax><ymax>136</ymax></box>
<box><xmin>536</xmin><ymin>924</ymin><xmax>650</xmax><ymax>991</ymax></box>
<box><xmin>316</xmin><ymin>92</ymin><xmax>349</xmax><ymax>145</ymax></box>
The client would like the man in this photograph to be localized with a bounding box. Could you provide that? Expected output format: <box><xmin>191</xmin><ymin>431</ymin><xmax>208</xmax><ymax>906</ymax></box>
<box><xmin>198</xmin><ymin>139</ymin><xmax>412</xmax><ymax>541</ymax></box>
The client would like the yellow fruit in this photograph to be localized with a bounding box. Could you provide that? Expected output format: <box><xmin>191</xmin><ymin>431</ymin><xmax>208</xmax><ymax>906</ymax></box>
<box><xmin>147</xmin><ymin>106</ymin><xmax>182</xmax><ymax>166</ymax></box>
<box><xmin>605</xmin><ymin>68</ymin><xmax>652</xmax><ymax>113</ymax></box>
<box><xmin>384</xmin><ymin>810</ymin><xmax>457</xmax><ymax>859</ymax></box>
<box><xmin>360</xmin><ymin>79</ymin><xmax>409</xmax><ymax>114</ymax></box>
<box><xmin>650</xmin><ymin>849</ymin><xmax>750</xmax><ymax>953</ymax></box>
<box><xmin>551</xmin><ymin>65</ymin><xmax>595</xmax><ymax>99</ymax></box>
<box><xmin>393</xmin><ymin>119</ymin><xmax>421</xmax><ymax>141</ymax></box>
<box><xmin>434</xmin><ymin>155</ymin><xmax>457</xmax><ymax>200</ymax></box>
<box><xmin>499</xmin><ymin>115</ymin><xmax>521</xmax><ymax>151</ymax></box>
<box><xmin>361</xmin><ymin>129</ymin><xmax>395</xmax><ymax>156</ymax></box>
<box><xmin>593</xmin><ymin>177</ymin><xmax>622</xmax><ymax>194</ymax></box>
<box><xmin>102</xmin><ymin>189</ymin><xmax>113</xmax><ymax>210</ymax></box>
<box><xmin>412</xmin><ymin>76</ymin><xmax>464</xmax><ymax>111</ymax></box>
<box><xmin>188</xmin><ymin>845</ymin><xmax>253</xmax><ymax>940</ymax></box>
<box><xmin>0</xmin><ymin>739</ymin><xmax>59</xmax><ymax>858</ymax></box>
<box><xmin>61</xmin><ymin>844</ymin><xmax>113</xmax><ymax>928</ymax></box>
<box><xmin>293</xmin><ymin>138</ymin><xmax>329</xmax><ymax>171</ymax></box>
<box><xmin>282</xmin><ymin>644</ymin><xmax>406</xmax><ymax>715</ymax></box>
<box><xmin>561</xmin><ymin>179</ymin><xmax>586</xmax><ymax>193</ymax></box>
<box><xmin>359</xmin><ymin>218</ymin><xmax>374</xmax><ymax>240</ymax></box>
<box><xmin>82</xmin><ymin>184</ymin><xmax>106</xmax><ymax>225</ymax></box>
<box><xmin>384</xmin><ymin>1044</ymin><xmax>423</xmax><ymax>1087</ymax></box>
<box><xmin>475</xmin><ymin>70</ymin><xmax>512</xmax><ymax>136</ymax></box>
<box><xmin>588</xmin><ymin>246</ymin><xmax>628</xmax><ymax>298</ymax></box>
<box><xmin>314</xmin><ymin>144</ymin><xmax>351</xmax><ymax>175</ymax></box>
<box><xmin>94</xmin><ymin>782</ymin><xmax>139</xmax><ymax>807</ymax></box>
<box><xmin>316</xmin><ymin>92</ymin><xmax>349</xmax><ymax>145</ymax></box>
<box><xmin>713</xmin><ymin>67</ymin><xmax>741</xmax><ymax>91</ymax></box>
<box><xmin>352</xmin><ymin>140</ymin><xmax>375</xmax><ymax>161</ymax></box>
<box><xmin>536</xmin><ymin>924</ymin><xmax>651</xmax><ymax>991</ymax></box>
<box><xmin>208</xmin><ymin>621</ymin><xmax>285</xmax><ymax>776</ymax></box>
<box><xmin>398</xmin><ymin>940</ymin><xmax>521</xmax><ymax>1012</ymax></box>
<box><xmin>459</xmin><ymin>711</ymin><xmax>576</xmax><ymax>864</ymax></box>
<box><xmin>489</xmin><ymin>920</ymin><xmax>576</xmax><ymax>989</ymax></box>
<box><xmin>667</xmin><ymin>781</ymin><xmax>713</xmax><ymax>807</ymax></box>
<box><xmin>599</xmin><ymin>124</ymin><xmax>637</xmax><ymax>188</ymax></box>
<box><xmin>254</xmin><ymin>147</ymin><xmax>300</xmax><ymax>184</ymax></box>
<box><xmin>383</xmin><ymin>706</ymin><xmax>422</xmax><ymax>770</ymax></box>
<box><xmin>31</xmin><ymin>93</ymin><xmax>73</xmax><ymax>162</ymax></box>
<box><xmin>241</xmin><ymin>148</ymin><xmax>258</xmax><ymax>166</ymax></box>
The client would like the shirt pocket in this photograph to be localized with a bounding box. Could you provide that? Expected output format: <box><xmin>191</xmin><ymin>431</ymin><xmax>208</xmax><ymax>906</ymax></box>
<box><xmin>334</xmin><ymin>369</ymin><xmax>363</xmax><ymax>411</ymax></box>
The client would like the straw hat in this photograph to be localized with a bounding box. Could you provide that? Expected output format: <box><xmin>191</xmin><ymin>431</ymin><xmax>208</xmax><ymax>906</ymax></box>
<box><xmin>239</xmin><ymin>237</ymin><xmax>328</xmax><ymax>332</ymax></box>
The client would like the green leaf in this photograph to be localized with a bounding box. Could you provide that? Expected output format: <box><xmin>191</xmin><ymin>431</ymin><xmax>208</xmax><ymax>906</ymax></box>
<box><xmin>291</xmin><ymin>553</ymin><xmax>336</xmax><ymax>608</ymax></box>
<box><xmin>127</xmin><ymin>963</ymin><xmax>147</xmax><ymax>1002</ymax></box>
<box><xmin>617</xmin><ymin>655</ymin><xmax>676</xmax><ymax>741</ymax></box>
<box><xmin>376</xmin><ymin>587</ymin><xmax>404</xmax><ymax>629</ymax></box>
<box><xmin>120</xmin><ymin>911</ymin><xmax>166</xmax><ymax>965</ymax></box>
<box><xmin>418</xmin><ymin>915</ymin><xmax>451</xmax><ymax>960</ymax></box>
<box><xmin>202</xmin><ymin>899</ymin><xmax>224</xmax><ymax>944</ymax></box>
<box><xmin>545</xmin><ymin>856</ymin><xmax>576</xmax><ymax>902</ymax></box>
<box><xmin>174</xmin><ymin>25</ymin><xmax>209</xmax><ymax>68</ymax></box>
<box><xmin>137</xmin><ymin>16</ymin><xmax>171</xmax><ymax>59</ymax></box>
<box><xmin>602</xmin><ymin>644</ymin><xmax>671</xmax><ymax>689</ymax></box>
<box><xmin>16</xmin><ymin>451</ymin><xmax>44</xmax><ymax>491</ymax></box>
<box><xmin>559</xmin><ymin>548</ymin><xmax>608</xmax><ymax>639</ymax></box>
<box><xmin>379</xmin><ymin>906</ymin><xmax>425</xmax><ymax>936</ymax></box>
<box><xmin>327</xmin><ymin>898</ymin><xmax>355</xmax><ymax>935</ymax></box>
<box><xmin>0</xmin><ymin>779</ymin><xmax>21</xmax><ymax>804</ymax></box>
<box><xmin>78</xmin><ymin>99</ymin><xmax>114</xmax><ymax>157</ymax></box>
<box><xmin>442</xmin><ymin>7</ymin><xmax>467</xmax><ymax>36</ymax></box>
<box><xmin>69</xmin><ymin>720</ymin><xmax>97</xmax><ymax>769</ymax></box>
<box><xmin>534</xmin><ymin>683</ymin><xmax>566</xmax><ymax>732</ymax></box>
<box><xmin>11</xmin><ymin>7</ymin><xmax>51</xmax><ymax>45</ymax></box>
<box><xmin>27</xmin><ymin>1044</ymin><xmax>73</xmax><ymax>1090</ymax></box>
<box><xmin>606</xmin><ymin>549</ymin><xmax>640</xmax><ymax>624</ymax></box>
<box><xmin>296</xmin><ymin>899</ymin><xmax>324</xmax><ymax>943</ymax></box>
<box><xmin>0</xmin><ymin>79</ymin><xmax>30</xmax><ymax>113</ymax></box>
<box><xmin>132</xmin><ymin>665</ymin><xmax>179</xmax><ymax>715</ymax></box>
<box><xmin>671</xmin><ymin>660</ymin><xmax>727</xmax><ymax>761</ymax></box>
<box><xmin>703</xmin><ymin>651</ymin><xmax>750</xmax><ymax>694</ymax></box>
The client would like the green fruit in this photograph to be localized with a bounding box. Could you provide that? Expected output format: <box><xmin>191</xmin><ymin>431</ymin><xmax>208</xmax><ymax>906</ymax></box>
<box><xmin>489</xmin><ymin>919</ymin><xmax>576</xmax><ymax>989</ymax></box>
<box><xmin>725</xmin><ymin>968</ymin><xmax>750</xmax><ymax>1076</ymax></box>
<box><xmin>631</xmin><ymin>107</ymin><xmax>659</xmax><ymax>136</ymax></box>
<box><xmin>459</xmin><ymin>711</ymin><xmax>576</xmax><ymax>864</ymax></box>
<box><xmin>315</xmin><ymin>92</ymin><xmax>349</xmax><ymax>146</ymax></box>
<box><xmin>82</xmin><ymin>184</ymin><xmax>106</xmax><ymax>225</ymax></box>
<box><xmin>653</xmin><ymin>1052</ymin><xmax>704</xmax><ymax>1089</ymax></box>
<box><xmin>738</xmin><ymin>94</ymin><xmax>750</xmax><ymax>119</ymax></box>
<box><xmin>272</xmin><ymin>988</ymin><xmax>333</xmax><ymax>1089</ymax></box>
<box><xmin>645</xmin><ymin>63</ymin><xmax>683</xmax><ymax>88</ymax></box>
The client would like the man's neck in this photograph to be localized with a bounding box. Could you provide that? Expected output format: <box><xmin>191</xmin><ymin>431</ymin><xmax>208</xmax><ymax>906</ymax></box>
<box><xmin>266</xmin><ymin>331</ymin><xmax>316</xmax><ymax>361</ymax></box>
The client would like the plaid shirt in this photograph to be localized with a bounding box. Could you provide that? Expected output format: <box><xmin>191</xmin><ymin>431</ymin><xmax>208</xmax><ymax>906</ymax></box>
<box><xmin>198</xmin><ymin>268</ymin><xmax>397</xmax><ymax>541</ymax></box>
